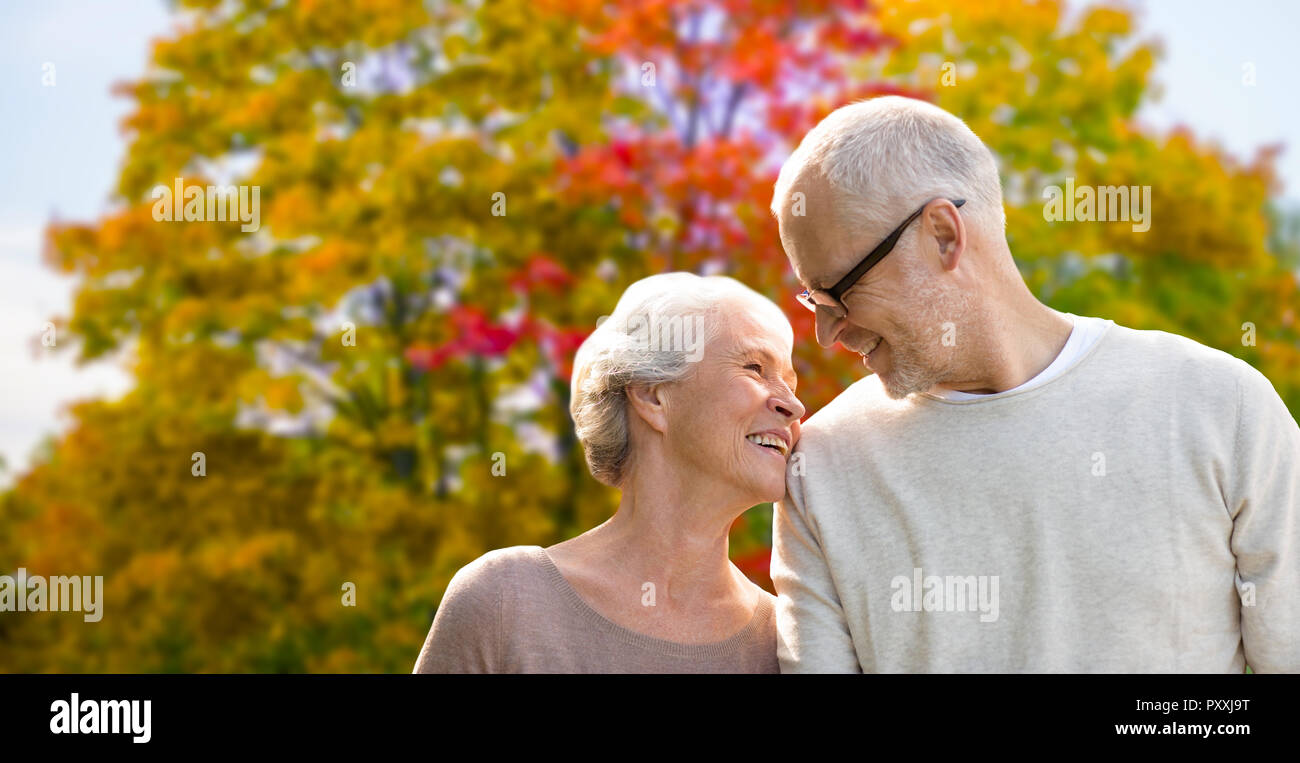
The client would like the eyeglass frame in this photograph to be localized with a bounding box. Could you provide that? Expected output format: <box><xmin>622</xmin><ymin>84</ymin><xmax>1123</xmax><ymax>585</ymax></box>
<box><xmin>796</xmin><ymin>197</ymin><xmax>966</xmax><ymax>319</ymax></box>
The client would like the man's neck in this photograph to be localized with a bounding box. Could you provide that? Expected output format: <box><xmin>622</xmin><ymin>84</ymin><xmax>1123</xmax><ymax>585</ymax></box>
<box><xmin>932</xmin><ymin>299</ymin><xmax>1073</xmax><ymax>395</ymax></box>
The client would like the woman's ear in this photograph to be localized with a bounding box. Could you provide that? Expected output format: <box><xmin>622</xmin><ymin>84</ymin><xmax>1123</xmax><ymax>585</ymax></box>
<box><xmin>626</xmin><ymin>382</ymin><xmax>669</xmax><ymax>434</ymax></box>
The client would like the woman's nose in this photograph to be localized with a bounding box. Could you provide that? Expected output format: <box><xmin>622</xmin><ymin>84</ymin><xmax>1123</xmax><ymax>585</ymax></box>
<box><xmin>771</xmin><ymin>391</ymin><xmax>806</xmax><ymax>421</ymax></box>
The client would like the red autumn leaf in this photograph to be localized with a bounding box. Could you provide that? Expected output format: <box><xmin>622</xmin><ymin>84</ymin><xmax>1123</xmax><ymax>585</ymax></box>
<box><xmin>405</xmin><ymin>306</ymin><xmax>526</xmax><ymax>371</ymax></box>
<box><xmin>508</xmin><ymin>252</ymin><xmax>573</xmax><ymax>295</ymax></box>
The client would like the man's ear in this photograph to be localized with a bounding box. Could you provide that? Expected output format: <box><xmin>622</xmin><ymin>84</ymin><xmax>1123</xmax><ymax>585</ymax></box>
<box><xmin>927</xmin><ymin>201</ymin><xmax>965</xmax><ymax>272</ymax></box>
<box><xmin>627</xmin><ymin>382</ymin><xmax>669</xmax><ymax>434</ymax></box>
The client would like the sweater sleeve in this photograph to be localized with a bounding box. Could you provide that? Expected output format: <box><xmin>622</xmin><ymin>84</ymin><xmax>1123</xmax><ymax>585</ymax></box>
<box><xmin>1228</xmin><ymin>362</ymin><xmax>1300</xmax><ymax>673</ymax></box>
<box><xmin>412</xmin><ymin>553</ymin><xmax>503</xmax><ymax>673</ymax></box>
<box><xmin>771</xmin><ymin>469</ymin><xmax>862</xmax><ymax>673</ymax></box>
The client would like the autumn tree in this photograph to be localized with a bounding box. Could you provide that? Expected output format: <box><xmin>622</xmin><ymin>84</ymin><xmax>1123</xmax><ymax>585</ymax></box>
<box><xmin>5</xmin><ymin>0</ymin><xmax>631</xmax><ymax>672</ymax></box>
<box><xmin>3</xmin><ymin>0</ymin><xmax>1295</xmax><ymax>672</ymax></box>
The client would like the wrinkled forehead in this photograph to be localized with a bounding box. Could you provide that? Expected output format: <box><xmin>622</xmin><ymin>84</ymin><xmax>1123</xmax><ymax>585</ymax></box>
<box><xmin>775</xmin><ymin>171</ymin><xmax>863</xmax><ymax>291</ymax></box>
<box><xmin>708</xmin><ymin>301</ymin><xmax>796</xmax><ymax>376</ymax></box>
<box><xmin>717</xmin><ymin>294</ymin><xmax>793</xmax><ymax>339</ymax></box>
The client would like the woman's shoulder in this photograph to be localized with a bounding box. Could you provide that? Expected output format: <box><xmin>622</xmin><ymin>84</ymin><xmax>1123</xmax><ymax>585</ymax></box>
<box><xmin>739</xmin><ymin>579</ymin><xmax>778</xmax><ymax>631</ymax></box>
<box><xmin>730</xmin><ymin>564</ymin><xmax>778</xmax><ymax>609</ymax></box>
<box><xmin>449</xmin><ymin>545</ymin><xmax>547</xmax><ymax>590</ymax></box>
<box><xmin>434</xmin><ymin>546</ymin><xmax>553</xmax><ymax>624</ymax></box>
<box><xmin>416</xmin><ymin>546</ymin><xmax>548</xmax><ymax>673</ymax></box>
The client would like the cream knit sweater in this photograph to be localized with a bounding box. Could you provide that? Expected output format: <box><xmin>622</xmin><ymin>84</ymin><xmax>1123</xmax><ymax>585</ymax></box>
<box><xmin>773</xmin><ymin>320</ymin><xmax>1300</xmax><ymax>672</ymax></box>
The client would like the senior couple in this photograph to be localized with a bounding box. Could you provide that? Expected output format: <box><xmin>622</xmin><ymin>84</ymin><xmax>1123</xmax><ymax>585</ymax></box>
<box><xmin>415</xmin><ymin>97</ymin><xmax>1300</xmax><ymax>673</ymax></box>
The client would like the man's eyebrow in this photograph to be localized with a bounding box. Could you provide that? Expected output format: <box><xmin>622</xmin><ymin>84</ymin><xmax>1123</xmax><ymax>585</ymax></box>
<box><xmin>807</xmin><ymin>274</ymin><xmax>837</xmax><ymax>293</ymax></box>
<box><xmin>799</xmin><ymin>275</ymin><xmax>825</xmax><ymax>292</ymax></box>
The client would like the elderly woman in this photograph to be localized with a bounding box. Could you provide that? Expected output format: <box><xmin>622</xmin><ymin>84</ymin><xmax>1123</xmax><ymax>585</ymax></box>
<box><xmin>414</xmin><ymin>272</ymin><xmax>805</xmax><ymax>673</ymax></box>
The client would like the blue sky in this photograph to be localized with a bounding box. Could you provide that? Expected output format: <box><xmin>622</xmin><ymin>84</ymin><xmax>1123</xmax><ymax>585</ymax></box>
<box><xmin>1</xmin><ymin>0</ymin><xmax>1298</xmax><ymax>486</ymax></box>
<box><xmin>1136</xmin><ymin>1</ymin><xmax>1300</xmax><ymax>196</ymax></box>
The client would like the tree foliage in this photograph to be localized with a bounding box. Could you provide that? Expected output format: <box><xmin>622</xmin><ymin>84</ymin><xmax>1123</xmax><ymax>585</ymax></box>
<box><xmin>3</xmin><ymin>0</ymin><xmax>1295</xmax><ymax>671</ymax></box>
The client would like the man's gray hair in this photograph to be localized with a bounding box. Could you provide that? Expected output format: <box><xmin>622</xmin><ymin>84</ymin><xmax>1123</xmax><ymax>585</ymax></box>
<box><xmin>771</xmin><ymin>96</ymin><xmax>1005</xmax><ymax>241</ymax></box>
<box><xmin>569</xmin><ymin>272</ymin><xmax>790</xmax><ymax>488</ymax></box>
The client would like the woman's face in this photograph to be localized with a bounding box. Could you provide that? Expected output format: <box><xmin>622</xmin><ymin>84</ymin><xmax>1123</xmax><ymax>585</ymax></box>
<box><xmin>661</xmin><ymin>303</ymin><xmax>805</xmax><ymax>506</ymax></box>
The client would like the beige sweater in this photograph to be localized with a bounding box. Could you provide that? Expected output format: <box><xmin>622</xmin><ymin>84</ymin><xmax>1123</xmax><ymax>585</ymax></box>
<box><xmin>773</xmin><ymin>320</ymin><xmax>1300</xmax><ymax>672</ymax></box>
<box><xmin>413</xmin><ymin>545</ymin><xmax>779</xmax><ymax>673</ymax></box>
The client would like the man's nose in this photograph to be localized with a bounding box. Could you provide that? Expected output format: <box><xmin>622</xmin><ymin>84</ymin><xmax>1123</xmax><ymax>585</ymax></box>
<box><xmin>814</xmin><ymin>309</ymin><xmax>843</xmax><ymax>348</ymax></box>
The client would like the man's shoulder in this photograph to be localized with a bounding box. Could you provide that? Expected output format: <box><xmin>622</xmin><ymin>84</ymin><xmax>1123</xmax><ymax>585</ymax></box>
<box><xmin>798</xmin><ymin>374</ymin><xmax>896</xmax><ymax>442</ymax></box>
<box><xmin>1064</xmin><ymin>320</ymin><xmax>1292</xmax><ymax>432</ymax></box>
<box><xmin>1098</xmin><ymin>321</ymin><xmax>1262</xmax><ymax>387</ymax></box>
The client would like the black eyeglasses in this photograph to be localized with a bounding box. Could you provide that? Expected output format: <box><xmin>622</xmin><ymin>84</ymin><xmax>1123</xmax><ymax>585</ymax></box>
<box><xmin>796</xmin><ymin>197</ymin><xmax>965</xmax><ymax>318</ymax></box>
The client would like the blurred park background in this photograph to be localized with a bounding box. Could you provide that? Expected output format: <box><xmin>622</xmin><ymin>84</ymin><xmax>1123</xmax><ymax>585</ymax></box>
<box><xmin>2</xmin><ymin>0</ymin><xmax>1298</xmax><ymax>672</ymax></box>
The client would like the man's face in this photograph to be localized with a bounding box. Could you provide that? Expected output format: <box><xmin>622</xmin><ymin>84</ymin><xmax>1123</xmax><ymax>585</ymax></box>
<box><xmin>776</xmin><ymin>172</ymin><xmax>967</xmax><ymax>399</ymax></box>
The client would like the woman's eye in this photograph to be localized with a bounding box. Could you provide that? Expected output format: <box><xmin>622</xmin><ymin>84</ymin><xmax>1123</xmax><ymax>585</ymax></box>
<box><xmin>745</xmin><ymin>363</ymin><xmax>763</xmax><ymax>374</ymax></box>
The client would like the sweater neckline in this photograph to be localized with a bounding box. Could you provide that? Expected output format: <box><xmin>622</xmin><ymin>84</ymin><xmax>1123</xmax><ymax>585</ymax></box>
<box><xmin>915</xmin><ymin>315</ymin><xmax>1115</xmax><ymax>405</ymax></box>
<box><xmin>532</xmin><ymin>546</ymin><xmax>771</xmax><ymax>658</ymax></box>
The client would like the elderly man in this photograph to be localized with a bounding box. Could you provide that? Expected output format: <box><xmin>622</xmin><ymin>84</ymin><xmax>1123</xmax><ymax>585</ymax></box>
<box><xmin>769</xmin><ymin>95</ymin><xmax>1300</xmax><ymax>672</ymax></box>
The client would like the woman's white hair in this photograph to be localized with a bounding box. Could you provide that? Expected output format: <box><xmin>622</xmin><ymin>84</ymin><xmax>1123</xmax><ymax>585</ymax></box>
<box><xmin>569</xmin><ymin>272</ymin><xmax>790</xmax><ymax>488</ymax></box>
<box><xmin>772</xmin><ymin>96</ymin><xmax>1005</xmax><ymax>241</ymax></box>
